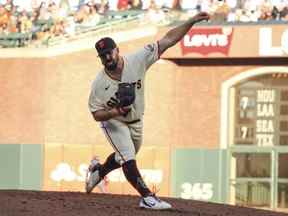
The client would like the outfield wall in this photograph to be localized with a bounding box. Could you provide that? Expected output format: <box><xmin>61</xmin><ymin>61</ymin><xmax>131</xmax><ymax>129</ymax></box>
<box><xmin>0</xmin><ymin>52</ymin><xmax>269</xmax><ymax>195</ymax></box>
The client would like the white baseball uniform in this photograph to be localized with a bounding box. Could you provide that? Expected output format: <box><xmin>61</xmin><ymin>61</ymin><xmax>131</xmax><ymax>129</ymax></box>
<box><xmin>89</xmin><ymin>42</ymin><xmax>160</xmax><ymax>165</ymax></box>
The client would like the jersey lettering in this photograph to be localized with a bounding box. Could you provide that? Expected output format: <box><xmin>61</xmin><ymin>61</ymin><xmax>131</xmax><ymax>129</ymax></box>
<box><xmin>136</xmin><ymin>79</ymin><xmax>141</xmax><ymax>89</ymax></box>
<box><xmin>107</xmin><ymin>97</ymin><xmax>119</xmax><ymax>108</ymax></box>
<box><xmin>130</xmin><ymin>79</ymin><xmax>141</xmax><ymax>90</ymax></box>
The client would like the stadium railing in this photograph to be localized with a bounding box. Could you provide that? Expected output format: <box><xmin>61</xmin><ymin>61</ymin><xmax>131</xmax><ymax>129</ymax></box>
<box><xmin>45</xmin><ymin>10</ymin><xmax>147</xmax><ymax>47</ymax></box>
<box><xmin>0</xmin><ymin>32</ymin><xmax>32</xmax><ymax>48</ymax></box>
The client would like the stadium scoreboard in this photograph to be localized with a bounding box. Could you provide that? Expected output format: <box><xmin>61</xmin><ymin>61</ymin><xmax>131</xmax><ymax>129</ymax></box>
<box><xmin>234</xmin><ymin>74</ymin><xmax>288</xmax><ymax>146</ymax></box>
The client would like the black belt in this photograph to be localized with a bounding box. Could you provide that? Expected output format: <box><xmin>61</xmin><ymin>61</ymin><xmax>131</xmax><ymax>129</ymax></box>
<box><xmin>125</xmin><ymin>119</ymin><xmax>141</xmax><ymax>124</ymax></box>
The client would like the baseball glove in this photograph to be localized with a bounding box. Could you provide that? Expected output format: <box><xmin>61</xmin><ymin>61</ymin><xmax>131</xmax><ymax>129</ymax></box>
<box><xmin>116</xmin><ymin>82</ymin><xmax>135</xmax><ymax>107</ymax></box>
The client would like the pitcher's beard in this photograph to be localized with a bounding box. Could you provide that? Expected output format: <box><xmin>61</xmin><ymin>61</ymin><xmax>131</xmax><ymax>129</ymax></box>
<box><xmin>105</xmin><ymin>60</ymin><xmax>118</xmax><ymax>71</ymax></box>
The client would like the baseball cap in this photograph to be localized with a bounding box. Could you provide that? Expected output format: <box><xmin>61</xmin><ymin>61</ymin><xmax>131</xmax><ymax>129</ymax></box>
<box><xmin>95</xmin><ymin>37</ymin><xmax>117</xmax><ymax>56</ymax></box>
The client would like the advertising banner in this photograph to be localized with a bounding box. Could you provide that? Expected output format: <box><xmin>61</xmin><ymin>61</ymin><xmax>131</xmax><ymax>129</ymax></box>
<box><xmin>43</xmin><ymin>144</ymin><xmax>171</xmax><ymax>196</ymax></box>
<box><xmin>162</xmin><ymin>24</ymin><xmax>288</xmax><ymax>58</ymax></box>
<box><xmin>180</xmin><ymin>27</ymin><xmax>234</xmax><ymax>56</ymax></box>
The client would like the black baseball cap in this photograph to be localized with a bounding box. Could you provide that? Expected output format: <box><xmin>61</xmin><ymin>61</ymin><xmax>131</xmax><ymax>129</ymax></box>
<box><xmin>95</xmin><ymin>37</ymin><xmax>117</xmax><ymax>56</ymax></box>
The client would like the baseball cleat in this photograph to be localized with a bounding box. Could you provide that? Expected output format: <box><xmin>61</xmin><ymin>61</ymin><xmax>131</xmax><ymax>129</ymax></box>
<box><xmin>139</xmin><ymin>195</ymin><xmax>172</xmax><ymax>210</ymax></box>
<box><xmin>85</xmin><ymin>159</ymin><xmax>102</xmax><ymax>194</ymax></box>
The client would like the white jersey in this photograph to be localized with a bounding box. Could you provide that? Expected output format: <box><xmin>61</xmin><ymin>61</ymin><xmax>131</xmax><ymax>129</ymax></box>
<box><xmin>89</xmin><ymin>42</ymin><xmax>160</xmax><ymax>123</ymax></box>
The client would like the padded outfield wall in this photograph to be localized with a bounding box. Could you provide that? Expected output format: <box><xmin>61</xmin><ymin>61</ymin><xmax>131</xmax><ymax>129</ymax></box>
<box><xmin>0</xmin><ymin>23</ymin><xmax>287</xmax><ymax>211</ymax></box>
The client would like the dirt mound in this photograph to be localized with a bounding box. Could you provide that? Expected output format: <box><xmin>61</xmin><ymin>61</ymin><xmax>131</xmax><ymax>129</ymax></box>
<box><xmin>0</xmin><ymin>190</ymin><xmax>285</xmax><ymax>216</ymax></box>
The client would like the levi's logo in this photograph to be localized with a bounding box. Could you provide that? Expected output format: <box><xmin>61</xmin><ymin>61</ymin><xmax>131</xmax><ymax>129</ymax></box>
<box><xmin>180</xmin><ymin>27</ymin><xmax>233</xmax><ymax>56</ymax></box>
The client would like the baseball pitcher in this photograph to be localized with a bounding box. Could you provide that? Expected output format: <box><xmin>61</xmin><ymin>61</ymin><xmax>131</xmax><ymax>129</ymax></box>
<box><xmin>86</xmin><ymin>12</ymin><xmax>210</xmax><ymax>210</ymax></box>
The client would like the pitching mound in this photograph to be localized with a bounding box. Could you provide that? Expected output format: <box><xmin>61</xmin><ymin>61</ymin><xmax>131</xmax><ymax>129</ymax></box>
<box><xmin>0</xmin><ymin>190</ymin><xmax>286</xmax><ymax>216</ymax></box>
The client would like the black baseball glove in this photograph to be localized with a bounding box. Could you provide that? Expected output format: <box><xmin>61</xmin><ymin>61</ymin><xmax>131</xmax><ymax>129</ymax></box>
<box><xmin>116</xmin><ymin>82</ymin><xmax>135</xmax><ymax>107</ymax></box>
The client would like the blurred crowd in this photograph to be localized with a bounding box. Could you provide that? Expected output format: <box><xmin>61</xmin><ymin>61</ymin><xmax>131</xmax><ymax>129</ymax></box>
<box><xmin>0</xmin><ymin>0</ymin><xmax>287</xmax><ymax>44</ymax></box>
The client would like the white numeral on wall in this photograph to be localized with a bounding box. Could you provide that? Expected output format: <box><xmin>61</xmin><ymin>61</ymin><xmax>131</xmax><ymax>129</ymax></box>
<box><xmin>240</xmin><ymin>96</ymin><xmax>249</xmax><ymax>110</ymax></box>
<box><xmin>180</xmin><ymin>183</ymin><xmax>213</xmax><ymax>200</ymax></box>
<box><xmin>241</xmin><ymin>126</ymin><xmax>248</xmax><ymax>139</ymax></box>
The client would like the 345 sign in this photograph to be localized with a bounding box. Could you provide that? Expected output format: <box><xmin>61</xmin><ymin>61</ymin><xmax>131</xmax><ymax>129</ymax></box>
<box><xmin>180</xmin><ymin>182</ymin><xmax>213</xmax><ymax>200</ymax></box>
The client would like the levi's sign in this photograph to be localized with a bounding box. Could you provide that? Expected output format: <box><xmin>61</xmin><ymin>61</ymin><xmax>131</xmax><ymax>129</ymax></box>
<box><xmin>180</xmin><ymin>27</ymin><xmax>233</xmax><ymax>56</ymax></box>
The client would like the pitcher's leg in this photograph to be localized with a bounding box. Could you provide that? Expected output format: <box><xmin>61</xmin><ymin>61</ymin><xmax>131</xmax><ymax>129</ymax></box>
<box><xmin>129</xmin><ymin>119</ymin><xmax>143</xmax><ymax>155</ymax></box>
<box><xmin>101</xmin><ymin>120</ymin><xmax>136</xmax><ymax>163</ymax></box>
<box><xmin>102</xmin><ymin>120</ymin><xmax>153</xmax><ymax>197</ymax></box>
<box><xmin>99</xmin><ymin>152</ymin><xmax>121</xmax><ymax>177</ymax></box>
<box><xmin>122</xmin><ymin>160</ymin><xmax>151</xmax><ymax>197</ymax></box>
<box><xmin>85</xmin><ymin>120</ymin><xmax>129</xmax><ymax>193</ymax></box>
